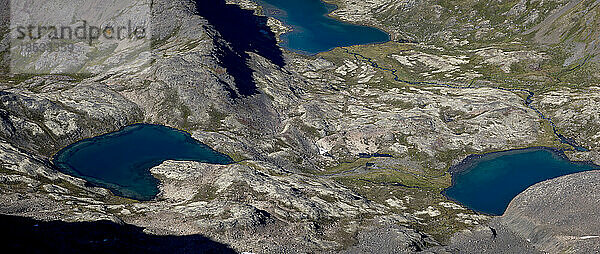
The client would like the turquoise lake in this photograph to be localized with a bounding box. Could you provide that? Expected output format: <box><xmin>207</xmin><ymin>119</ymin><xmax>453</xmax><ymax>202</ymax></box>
<box><xmin>53</xmin><ymin>124</ymin><xmax>233</xmax><ymax>201</ymax></box>
<box><xmin>256</xmin><ymin>0</ymin><xmax>390</xmax><ymax>54</ymax></box>
<box><xmin>444</xmin><ymin>148</ymin><xmax>599</xmax><ymax>215</ymax></box>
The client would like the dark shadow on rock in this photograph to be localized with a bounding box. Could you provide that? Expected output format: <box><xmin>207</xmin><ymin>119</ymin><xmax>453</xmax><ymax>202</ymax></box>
<box><xmin>195</xmin><ymin>0</ymin><xmax>284</xmax><ymax>97</ymax></box>
<box><xmin>0</xmin><ymin>214</ymin><xmax>237</xmax><ymax>254</ymax></box>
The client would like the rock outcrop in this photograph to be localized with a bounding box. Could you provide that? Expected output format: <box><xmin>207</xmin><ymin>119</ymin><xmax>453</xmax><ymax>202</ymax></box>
<box><xmin>500</xmin><ymin>170</ymin><xmax>600</xmax><ymax>253</ymax></box>
<box><xmin>447</xmin><ymin>171</ymin><xmax>600</xmax><ymax>253</ymax></box>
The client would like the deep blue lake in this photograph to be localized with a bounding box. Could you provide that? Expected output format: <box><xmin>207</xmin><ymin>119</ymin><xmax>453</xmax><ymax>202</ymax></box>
<box><xmin>257</xmin><ymin>0</ymin><xmax>390</xmax><ymax>54</ymax></box>
<box><xmin>53</xmin><ymin>124</ymin><xmax>233</xmax><ymax>201</ymax></box>
<box><xmin>444</xmin><ymin>148</ymin><xmax>599</xmax><ymax>215</ymax></box>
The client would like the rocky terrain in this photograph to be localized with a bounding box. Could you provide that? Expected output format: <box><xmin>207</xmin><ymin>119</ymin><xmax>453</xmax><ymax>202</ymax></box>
<box><xmin>326</xmin><ymin>0</ymin><xmax>600</xmax><ymax>59</ymax></box>
<box><xmin>448</xmin><ymin>170</ymin><xmax>600</xmax><ymax>253</ymax></box>
<box><xmin>0</xmin><ymin>0</ymin><xmax>599</xmax><ymax>253</ymax></box>
<box><xmin>501</xmin><ymin>170</ymin><xmax>600</xmax><ymax>253</ymax></box>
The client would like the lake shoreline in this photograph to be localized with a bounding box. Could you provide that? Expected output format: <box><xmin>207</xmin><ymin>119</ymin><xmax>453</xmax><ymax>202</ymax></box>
<box><xmin>49</xmin><ymin>122</ymin><xmax>200</xmax><ymax>161</ymax></box>
<box><xmin>448</xmin><ymin>146</ymin><xmax>599</xmax><ymax>176</ymax></box>
<box><xmin>254</xmin><ymin>0</ymin><xmax>391</xmax><ymax>55</ymax></box>
<box><xmin>441</xmin><ymin>146</ymin><xmax>600</xmax><ymax>216</ymax></box>
<box><xmin>52</xmin><ymin>123</ymin><xmax>234</xmax><ymax>201</ymax></box>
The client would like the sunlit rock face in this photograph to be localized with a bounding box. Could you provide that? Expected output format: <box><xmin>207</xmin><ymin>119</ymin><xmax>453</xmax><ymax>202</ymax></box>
<box><xmin>501</xmin><ymin>170</ymin><xmax>600</xmax><ymax>253</ymax></box>
<box><xmin>8</xmin><ymin>0</ymin><xmax>152</xmax><ymax>74</ymax></box>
